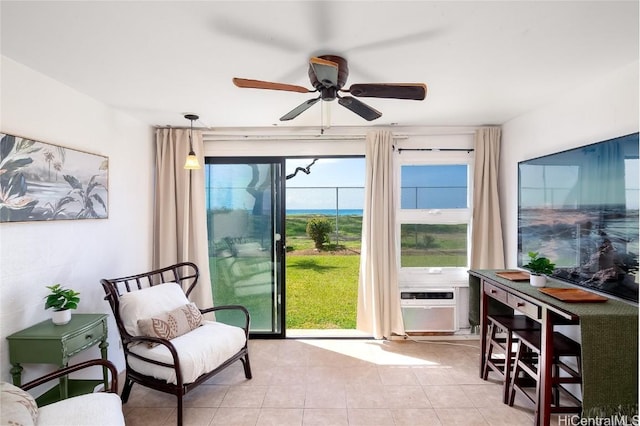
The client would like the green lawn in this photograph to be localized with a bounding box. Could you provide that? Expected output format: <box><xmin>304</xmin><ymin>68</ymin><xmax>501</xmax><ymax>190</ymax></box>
<box><xmin>285</xmin><ymin>214</ymin><xmax>361</xmax><ymax>329</ymax></box>
<box><xmin>286</xmin><ymin>255</ymin><xmax>359</xmax><ymax>329</ymax></box>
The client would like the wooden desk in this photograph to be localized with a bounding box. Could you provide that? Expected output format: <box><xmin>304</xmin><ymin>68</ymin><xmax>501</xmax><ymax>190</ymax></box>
<box><xmin>469</xmin><ymin>270</ymin><xmax>638</xmax><ymax>426</ymax></box>
<box><xmin>6</xmin><ymin>314</ymin><xmax>109</xmax><ymax>404</ymax></box>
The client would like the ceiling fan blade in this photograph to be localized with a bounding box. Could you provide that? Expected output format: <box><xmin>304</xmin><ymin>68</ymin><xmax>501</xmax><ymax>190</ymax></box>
<box><xmin>212</xmin><ymin>18</ymin><xmax>304</xmax><ymax>53</ymax></box>
<box><xmin>309</xmin><ymin>56</ymin><xmax>339</xmax><ymax>88</ymax></box>
<box><xmin>233</xmin><ymin>78</ymin><xmax>311</xmax><ymax>93</ymax></box>
<box><xmin>337</xmin><ymin>96</ymin><xmax>382</xmax><ymax>121</ymax></box>
<box><xmin>280</xmin><ymin>97</ymin><xmax>321</xmax><ymax>121</ymax></box>
<box><xmin>347</xmin><ymin>83</ymin><xmax>427</xmax><ymax>100</ymax></box>
<box><xmin>346</xmin><ymin>29</ymin><xmax>443</xmax><ymax>54</ymax></box>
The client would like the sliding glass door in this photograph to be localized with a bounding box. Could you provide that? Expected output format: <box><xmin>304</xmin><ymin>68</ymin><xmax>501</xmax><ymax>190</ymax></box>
<box><xmin>204</xmin><ymin>158</ymin><xmax>285</xmax><ymax>337</ymax></box>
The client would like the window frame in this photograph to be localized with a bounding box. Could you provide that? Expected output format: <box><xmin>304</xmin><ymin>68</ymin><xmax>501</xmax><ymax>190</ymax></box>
<box><xmin>396</xmin><ymin>151</ymin><xmax>474</xmax><ymax>285</ymax></box>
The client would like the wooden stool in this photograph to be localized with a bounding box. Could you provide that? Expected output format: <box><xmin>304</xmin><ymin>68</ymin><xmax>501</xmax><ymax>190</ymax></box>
<box><xmin>508</xmin><ymin>329</ymin><xmax>583</xmax><ymax>425</ymax></box>
<box><xmin>483</xmin><ymin>315</ymin><xmax>541</xmax><ymax>403</ymax></box>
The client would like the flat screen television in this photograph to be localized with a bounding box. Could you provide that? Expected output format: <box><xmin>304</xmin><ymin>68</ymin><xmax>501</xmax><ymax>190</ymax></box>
<box><xmin>518</xmin><ymin>132</ymin><xmax>639</xmax><ymax>304</ymax></box>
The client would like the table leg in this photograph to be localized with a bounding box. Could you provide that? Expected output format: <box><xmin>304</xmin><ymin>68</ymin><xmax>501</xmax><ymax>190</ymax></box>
<box><xmin>59</xmin><ymin>352</ymin><xmax>70</xmax><ymax>400</ymax></box>
<box><xmin>10</xmin><ymin>364</ymin><xmax>23</xmax><ymax>387</ymax></box>
<box><xmin>99</xmin><ymin>338</ymin><xmax>109</xmax><ymax>390</ymax></box>
<box><xmin>479</xmin><ymin>280</ymin><xmax>489</xmax><ymax>377</ymax></box>
<box><xmin>539</xmin><ymin>308</ymin><xmax>553</xmax><ymax>426</ymax></box>
<box><xmin>59</xmin><ymin>369</ymin><xmax>68</xmax><ymax>399</ymax></box>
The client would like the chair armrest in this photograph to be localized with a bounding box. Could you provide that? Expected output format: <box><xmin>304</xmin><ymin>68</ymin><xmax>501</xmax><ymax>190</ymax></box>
<box><xmin>20</xmin><ymin>359</ymin><xmax>118</xmax><ymax>394</ymax></box>
<box><xmin>201</xmin><ymin>305</ymin><xmax>250</xmax><ymax>334</ymax></box>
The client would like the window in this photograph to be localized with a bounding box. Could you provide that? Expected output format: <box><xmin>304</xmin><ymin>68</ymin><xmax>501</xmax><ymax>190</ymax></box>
<box><xmin>400</xmin><ymin>223</ymin><xmax>468</xmax><ymax>267</ymax></box>
<box><xmin>397</xmin><ymin>153</ymin><xmax>473</xmax><ymax>284</ymax></box>
<box><xmin>401</xmin><ymin>165</ymin><xmax>468</xmax><ymax>209</ymax></box>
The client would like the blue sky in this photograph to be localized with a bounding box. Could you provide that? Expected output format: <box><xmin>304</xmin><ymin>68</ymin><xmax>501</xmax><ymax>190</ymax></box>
<box><xmin>286</xmin><ymin>157</ymin><xmax>364</xmax><ymax>187</ymax></box>
<box><xmin>286</xmin><ymin>157</ymin><xmax>365</xmax><ymax>210</ymax></box>
<box><xmin>401</xmin><ymin>165</ymin><xmax>468</xmax><ymax>209</ymax></box>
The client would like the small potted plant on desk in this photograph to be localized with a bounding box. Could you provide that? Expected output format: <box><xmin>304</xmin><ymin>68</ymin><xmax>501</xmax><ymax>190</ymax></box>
<box><xmin>45</xmin><ymin>284</ymin><xmax>80</xmax><ymax>325</ymax></box>
<box><xmin>523</xmin><ymin>251</ymin><xmax>556</xmax><ymax>288</ymax></box>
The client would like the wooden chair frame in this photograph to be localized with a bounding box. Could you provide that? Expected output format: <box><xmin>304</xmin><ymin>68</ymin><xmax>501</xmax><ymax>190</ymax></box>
<box><xmin>21</xmin><ymin>358</ymin><xmax>118</xmax><ymax>394</ymax></box>
<box><xmin>101</xmin><ymin>262</ymin><xmax>252</xmax><ymax>426</ymax></box>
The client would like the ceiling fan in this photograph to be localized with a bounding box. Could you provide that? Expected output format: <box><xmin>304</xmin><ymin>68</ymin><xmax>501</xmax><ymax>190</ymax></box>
<box><xmin>233</xmin><ymin>55</ymin><xmax>427</xmax><ymax>122</ymax></box>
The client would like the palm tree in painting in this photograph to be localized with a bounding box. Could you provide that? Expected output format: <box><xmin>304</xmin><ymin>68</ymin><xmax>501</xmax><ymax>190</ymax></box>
<box><xmin>53</xmin><ymin>162</ymin><xmax>62</xmax><ymax>181</ymax></box>
<box><xmin>43</xmin><ymin>150</ymin><xmax>54</xmax><ymax>180</ymax></box>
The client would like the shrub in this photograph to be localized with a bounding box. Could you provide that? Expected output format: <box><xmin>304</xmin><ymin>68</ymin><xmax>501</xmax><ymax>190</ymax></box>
<box><xmin>306</xmin><ymin>217</ymin><xmax>332</xmax><ymax>249</ymax></box>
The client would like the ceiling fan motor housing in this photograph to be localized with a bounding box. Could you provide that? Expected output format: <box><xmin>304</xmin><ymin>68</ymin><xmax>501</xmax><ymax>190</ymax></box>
<box><xmin>308</xmin><ymin>55</ymin><xmax>349</xmax><ymax>90</ymax></box>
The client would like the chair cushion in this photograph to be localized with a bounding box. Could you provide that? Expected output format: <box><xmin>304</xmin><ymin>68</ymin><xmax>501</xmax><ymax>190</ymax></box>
<box><xmin>128</xmin><ymin>320</ymin><xmax>246</xmax><ymax>384</ymax></box>
<box><xmin>138</xmin><ymin>303</ymin><xmax>203</xmax><ymax>346</ymax></box>
<box><xmin>1</xmin><ymin>381</ymin><xmax>38</xmax><ymax>426</ymax></box>
<box><xmin>119</xmin><ymin>282</ymin><xmax>190</xmax><ymax>336</ymax></box>
<box><xmin>36</xmin><ymin>392</ymin><xmax>124</xmax><ymax>426</ymax></box>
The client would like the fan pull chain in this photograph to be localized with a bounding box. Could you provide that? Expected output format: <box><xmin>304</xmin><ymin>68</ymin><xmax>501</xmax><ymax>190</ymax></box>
<box><xmin>320</xmin><ymin>100</ymin><xmax>325</xmax><ymax>134</ymax></box>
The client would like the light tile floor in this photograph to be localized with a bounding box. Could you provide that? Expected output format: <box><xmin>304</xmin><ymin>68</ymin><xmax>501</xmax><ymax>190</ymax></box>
<box><xmin>121</xmin><ymin>337</ymin><xmax>563</xmax><ymax>425</ymax></box>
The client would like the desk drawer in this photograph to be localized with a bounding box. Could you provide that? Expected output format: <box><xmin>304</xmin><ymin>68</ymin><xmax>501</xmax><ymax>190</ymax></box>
<box><xmin>484</xmin><ymin>281</ymin><xmax>508</xmax><ymax>303</ymax></box>
<box><xmin>64</xmin><ymin>321</ymin><xmax>104</xmax><ymax>356</ymax></box>
<box><xmin>507</xmin><ymin>293</ymin><xmax>541</xmax><ymax>320</ymax></box>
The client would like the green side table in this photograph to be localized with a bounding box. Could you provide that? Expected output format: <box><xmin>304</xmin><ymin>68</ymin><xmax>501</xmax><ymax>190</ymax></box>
<box><xmin>6</xmin><ymin>313</ymin><xmax>109</xmax><ymax>405</ymax></box>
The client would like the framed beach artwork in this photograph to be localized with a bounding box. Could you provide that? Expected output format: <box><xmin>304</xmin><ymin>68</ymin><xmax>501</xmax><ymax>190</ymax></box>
<box><xmin>0</xmin><ymin>133</ymin><xmax>108</xmax><ymax>223</ymax></box>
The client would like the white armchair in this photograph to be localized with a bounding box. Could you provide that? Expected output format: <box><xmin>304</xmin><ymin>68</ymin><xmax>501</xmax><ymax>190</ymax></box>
<box><xmin>1</xmin><ymin>359</ymin><xmax>124</xmax><ymax>426</ymax></box>
<box><xmin>101</xmin><ymin>262</ymin><xmax>252</xmax><ymax>426</ymax></box>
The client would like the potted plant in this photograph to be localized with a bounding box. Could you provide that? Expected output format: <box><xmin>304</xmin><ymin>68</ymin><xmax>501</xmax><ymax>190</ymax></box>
<box><xmin>44</xmin><ymin>284</ymin><xmax>80</xmax><ymax>325</ymax></box>
<box><xmin>523</xmin><ymin>251</ymin><xmax>556</xmax><ymax>287</ymax></box>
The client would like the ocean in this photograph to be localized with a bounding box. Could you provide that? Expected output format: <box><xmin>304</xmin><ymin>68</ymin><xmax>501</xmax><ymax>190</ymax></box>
<box><xmin>286</xmin><ymin>209</ymin><xmax>363</xmax><ymax>216</ymax></box>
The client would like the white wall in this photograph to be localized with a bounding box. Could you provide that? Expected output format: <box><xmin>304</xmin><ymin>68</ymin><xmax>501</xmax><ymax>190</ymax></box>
<box><xmin>0</xmin><ymin>57</ymin><xmax>154</xmax><ymax>381</ymax></box>
<box><xmin>501</xmin><ymin>61</ymin><xmax>639</xmax><ymax>268</ymax></box>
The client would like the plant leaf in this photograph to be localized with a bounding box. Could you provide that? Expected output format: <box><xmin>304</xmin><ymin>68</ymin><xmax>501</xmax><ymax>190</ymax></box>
<box><xmin>91</xmin><ymin>193</ymin><xmax>106</xmax><ymax>211</ymax></box>
<box><xmin>63</xmin><ymin>175</ymin><xmax>83</xmax><ymax>190</ymax></box>
<box><xmin>0</xmin><ymin>134</ymin><xmax>15</xmax><ymax>161</ymax></box>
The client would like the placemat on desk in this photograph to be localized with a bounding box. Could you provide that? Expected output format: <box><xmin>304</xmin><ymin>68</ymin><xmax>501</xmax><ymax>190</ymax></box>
<box><xmin>495</xmin><ymin>270</ymin><xmax>530</xmax><ymax>281</ymax></box>
<box><xmin>538</xmin><ymin>287</ymin><xmax>608</xmax><ymax>303</ymax></box>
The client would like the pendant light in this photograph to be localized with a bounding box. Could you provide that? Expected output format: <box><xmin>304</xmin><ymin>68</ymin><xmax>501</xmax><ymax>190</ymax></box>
<box><xmin>184</xmin><ymin>114</ymin><xmax>201</xmax><ymax>170</ymax></box>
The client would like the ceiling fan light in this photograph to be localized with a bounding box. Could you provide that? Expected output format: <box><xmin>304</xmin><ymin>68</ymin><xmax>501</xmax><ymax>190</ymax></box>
<box><xmin>184</xmin><ymin>151</ymin><xmax>201</xmax><ymax>170</ymax></box>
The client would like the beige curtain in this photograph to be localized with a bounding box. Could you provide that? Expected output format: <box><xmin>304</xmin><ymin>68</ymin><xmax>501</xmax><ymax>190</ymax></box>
<box><xmin>357</xmin><ymin>130</ymin><xmax>405</xmax><ymax>339</ymax></box>
<box><xmin>470</xmin><ymin>127</ymin><xmax>505</xmax><ymax>269</ymax></box>
<box><xmin>153</xmin><ymin>128</ymin><xmax>214</xmax><ymax>310</ymax></box>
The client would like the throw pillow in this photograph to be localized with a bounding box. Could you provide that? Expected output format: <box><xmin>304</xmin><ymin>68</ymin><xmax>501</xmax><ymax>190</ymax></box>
<box><xmin>138</xmin><ymin>303</ymin><xmax>203</xmax><ymax>346</ymax></box>
<box><xmin>118</xmin><ymin>282</ymin><xmax>190</xmax><ymax>337</ymax></box>
<box><xmin>0</xmin><ymin>381</ymin><xmax>38</xmax><ymax>426</ymax></box>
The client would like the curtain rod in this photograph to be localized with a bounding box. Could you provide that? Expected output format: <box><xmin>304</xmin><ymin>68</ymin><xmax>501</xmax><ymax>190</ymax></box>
<box><xmin>203</xmin><ymin>134</ymin><xmax>409</xmax><ymax>142</ymax></box>
<box><xmin>397</xmin><ymin>148</ymin><xmax>474</xmax><ymax>153</ymax></box>
<box><xmin>202</xmin><ymin>132</ymin><xmax>477</xmax><ymax>142</ymax></box>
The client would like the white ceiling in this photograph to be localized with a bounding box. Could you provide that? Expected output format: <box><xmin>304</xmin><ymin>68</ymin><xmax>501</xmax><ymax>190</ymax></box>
<box><xmin>1</xmin><ymin>1</ymin><xmax>638</xmax><ymax>129</ymax></box>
